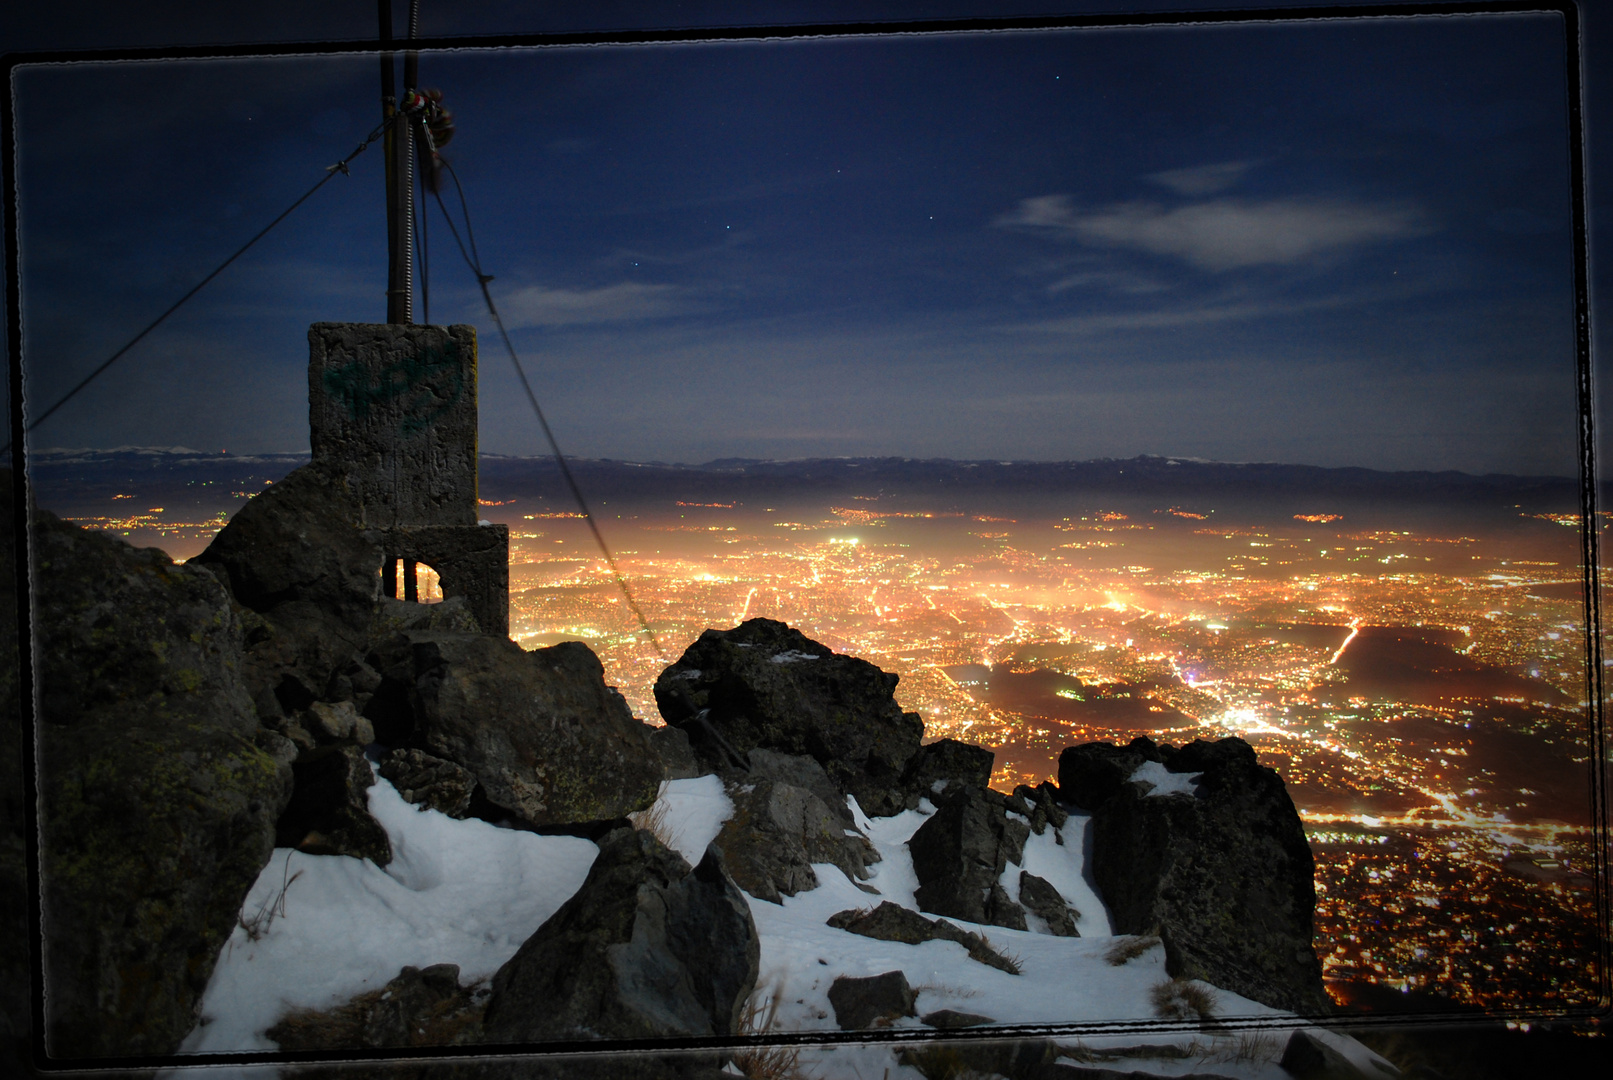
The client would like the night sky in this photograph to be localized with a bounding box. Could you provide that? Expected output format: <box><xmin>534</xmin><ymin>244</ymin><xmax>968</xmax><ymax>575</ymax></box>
<box><xmin>2</xmin><ymin>2</ymin><xmax>1596</xmax><ymax>475</ymax></box>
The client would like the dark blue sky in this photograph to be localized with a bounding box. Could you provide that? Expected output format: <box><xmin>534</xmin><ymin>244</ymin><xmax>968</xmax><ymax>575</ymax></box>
<box><xmin>2</xmin><ymin>2</ymin><xmax>1594</xmax><ymax>474</ymax></box>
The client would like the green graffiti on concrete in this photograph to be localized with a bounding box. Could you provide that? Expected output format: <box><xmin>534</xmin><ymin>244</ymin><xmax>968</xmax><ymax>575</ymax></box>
<box><xmin>322</xmin><ymin>341</ymin><xmax>465</xmax><ymax>436</ymax></box>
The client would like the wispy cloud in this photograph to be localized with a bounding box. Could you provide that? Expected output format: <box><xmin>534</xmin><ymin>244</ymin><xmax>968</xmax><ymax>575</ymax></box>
<box><xmin>496</xmin><ymin>281</ymin><xmax>692</xmax><ymax>328</ymax></box>
<box><xmin>999</xmin><ymin>194</ymin><xmax>1427</xmax><ymax>271</ymax></box>
<box><xmin>1145</xmin><ymin>160</ymin><xmax>1258</xmax><ymax>196</ymax></box>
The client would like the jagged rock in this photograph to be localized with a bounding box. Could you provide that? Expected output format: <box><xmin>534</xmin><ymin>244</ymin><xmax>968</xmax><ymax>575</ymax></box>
<box><xmin>193</xmin><ymin>462</ymin><xmax>382</xmax><ymax>629</ymax></box>
<box><xmin>1012</xmin><ymin>782</ymin><xmax>1069</xmax><ymax>834</ymax></box>
<box><xmin>266</xmin><ymin>963</ymin><xmax>486</xmax><ymax>1051</ymax></box>
<box><xmin>920</xmin><ymin>1009</ymin><xmax>995</xmax><ymax>1029</ymax></box>
<box><xmin>1057</xmin><ymin>737</ymin><xmax>1159</xmax><ymax>811</ymax></box>
<box><xmin>276</xmin><ymin>744</ymin><xmax>392</xmax><ymax>865</ymax></box>
<box><xmin>827</xmin><ymin>970</ymin><xmax>916</xmax><ymax>1030</ymax></box>
<box><xmin>28</xmin><ymin>509</ymin><xmax>291</xmax><ymax>1057</ymax></box>
<box><xmin>1018</xmin><ymin>872</ymin><xmax>1080</xmax><ymax>937</ymax></box>
<box><xmin>827</xmin><ymin>901</ymin><xmax>1019</xmax><ymax>974</ymax></box>
<box><xmin>482</xmin><ymin>828</ymin><xmax>758</xmax><ymax>1049</ymax></box>
<box><xmin>305</xmin><ymin>699</ymin><xmax>373</xmax><ymax>744</ymax></box>
<box><xmin>653</xmin><ymin>618</ymin><xmax>924</xmax><ymax>816</ymax></box>
<box><xmin>650</xmin><ymin>724</ymin><xmax>703</xmax><ymax>781</ymax></box>
<box><xmin>379</xmin><ymin>748</ymin><xmax>476</xmax><ymax>817</ymax></box>
<box><xmin>368</xmin><ymin>632</ymin><xmax>660</xmax><ymax>827</ymax></box>
<box><xmin>714</xmin><ymin>778</ymin><xmax>878</xmax><ymax>903</ymax></box>
<box><xmin>1061</xmin><ymin>736</ymin><xmax>1330</xmax><ymax>1015</ymax></box>
<box><xmin>907</xmin><ymin>786</ymin><xmax>1030</xmax><ymax>930</ymax></box>
<box><xmin>1280</xmin><ymin>1029</ymin><xmax>1399</xmax><ymax>1080</ymax></box>
<box><xmin>901</xmin><ymin>738</ymin><xmax>995</xmax><ymax>803</ymax></box>
<box><xmin>745</xmin><ymin>748</ymin><xmax>856</xmax><ymax>828</ymax></box>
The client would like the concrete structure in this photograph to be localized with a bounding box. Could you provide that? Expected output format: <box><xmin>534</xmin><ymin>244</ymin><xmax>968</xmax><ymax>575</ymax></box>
<box><xmin>307</xmin><ymin>322</ymin><xmax>509</xmax><ymax>636</ymax></box>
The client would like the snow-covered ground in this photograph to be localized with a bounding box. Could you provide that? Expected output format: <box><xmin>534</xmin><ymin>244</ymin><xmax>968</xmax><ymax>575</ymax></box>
<box><xmin>170</xmin><ymin>769</ymin><xmax>1396</xmax><ymax>1080</ymax></box>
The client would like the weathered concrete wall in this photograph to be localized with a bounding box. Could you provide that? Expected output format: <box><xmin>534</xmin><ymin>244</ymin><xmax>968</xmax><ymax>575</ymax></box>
<box><xmin>378</xmin><ymin>524</ymin><xmax>510</xmax><ymax>637</ymax></box>
<box><xmin>308</xmin><ymin>323</ymin><xmax>479</xmax><ymax>529</ymax></box>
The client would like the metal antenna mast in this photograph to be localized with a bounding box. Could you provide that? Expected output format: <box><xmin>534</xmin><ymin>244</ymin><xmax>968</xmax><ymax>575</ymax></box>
<box><xmin>380</xmin><ymin>1</ymin><xmax>416</xmax><ymax>323</ymax></box>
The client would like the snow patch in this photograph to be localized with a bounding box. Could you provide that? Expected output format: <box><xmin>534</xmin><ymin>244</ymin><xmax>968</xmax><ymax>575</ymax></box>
<box><xmin>769</xmin><ymin>649</ymin><xmax>820</xmax><ymax>663</ymax></box>
<box><xmin>1130</xmin><ymin>760</ymin><xmax>1202</xmax><ymax>798</ymax></box>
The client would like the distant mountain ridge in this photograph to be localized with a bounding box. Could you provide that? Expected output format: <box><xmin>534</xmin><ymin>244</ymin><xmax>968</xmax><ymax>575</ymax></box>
<box><xmin>23</xmin><ymin>448</ymin><xmax>1582</xmax><ymax>508</ymax></box>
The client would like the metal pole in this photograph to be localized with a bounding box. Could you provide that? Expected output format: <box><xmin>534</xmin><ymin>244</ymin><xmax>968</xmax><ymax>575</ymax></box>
<box><xmin>380</xmin><ymin>1</ymin><xmax>408</xmax><ymax>323</ymax></box>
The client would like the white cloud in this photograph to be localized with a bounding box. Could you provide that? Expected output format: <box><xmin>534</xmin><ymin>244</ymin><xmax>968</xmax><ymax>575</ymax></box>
<box><xmin>1145</xmin><ymin>160</ymin><xmax>1257</xmax><ymax>196</ymax></box>
<box><xmin>496</xmin><ymin>281</ymin><xmax>690</xmax><ymax>328</ymax></box>
<box><xmin>999</xmin><ymin>194</ymin><xmax>1427</xmax><ymax>271</ymax></box>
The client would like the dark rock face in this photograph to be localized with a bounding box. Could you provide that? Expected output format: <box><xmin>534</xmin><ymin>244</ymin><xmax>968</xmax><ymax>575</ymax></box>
<box><xmin>826</xmin><ymin>970</ymin><xmax>916</xmax><ymax>1030</ymax></box>
<box><xmin>907</xmin><ymin>787</ymin><xmax>1031</xmax><ymax>930</ymax></box>
<box><xmin>827</xmin><ymin>902</ymin><xmax>1019</xmax><ymax>974</ymax></box>
<box><xmin>653</xmin><ymin>619</ymin><xmax>924</xmax><ymax>816</ymax></box>
<box><xmin>370</xmin><ymin>633</ymin><xmax>660</xmax><ymax>826</ymax></box>
<box><xmin>193</xmin><ymin>462</ymin><xmax>383</xmax><ymax>629</ymax></box>
<box><xmin>901</xmin><ymin>738</ymin><xmax>994</xmax><ymax>802</ymax></box>
<box><xmin>1057</xmin><ymin>737</ymin><xmax>1159</xmax><ymax>812</ymax></box>
<box><xmin>378</xmin><ymin>748</ymin><xmax>475</xmax><ymax>817</ymax></box>
<box><xmin>1018</xmin><ymin>872</ymin><xmax>1080</xmax><ymax>937</ymax></box>
<box><xmin>29</xmin><ymin>510</ymin><xmax>291</xmax><ymax>1057</ymax></box>
<box><xmin>714</xmin><ymin>778</ymin><xmax>879</xmax><ymax>903</ymax></box>
<box><xmin>650</xmin><ymin>725</ymin><xmax>702</xmax><ymax>781</ymax></box>
<box><xmin>276</xmin><ymin>745</ymin><xmax>392</xmax><ymax>864</ymax></box>
<box><xmin>1060</xmin><ymin>736</ymin><xmax>1330</xmax><ymax>1015</ymax></box>
<box><xmin>482</xmin><ymin>828</ymin><xmax>758</xmax><ymax>1046</ymax></box>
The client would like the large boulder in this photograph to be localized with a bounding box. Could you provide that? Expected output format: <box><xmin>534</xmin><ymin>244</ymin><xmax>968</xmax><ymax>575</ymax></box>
<box><xmin>367</xmin><ymin>632</ymin><xmax>660</xmax><ymax>827</ymax></box>
<box><xmin>192</xmin><ymin>462</ymin><xmax>382</xmax><ymax>630</ymax></box>
<box><xmin>653</xmin><ymin>619</ymin><xmax>923</xmax><ymax>816</ymax></box>
<box><xmin>1059</xmin><ymin>736</ymin><xmax>1330</xmax><ymax>1015</ymax></box>
<box><xmin>481</xmin><ymin>828</ymin><xmax>758</xmax><ymax>1074</ymax></box>
<box><xmin>29</xmin><ymin>510</ymin><xmax>291</xmax><ymax>1057</ymax></box>
<box><xmin>901</xmin><ymin>738</ymin><xmax>994</xmax><ymax>803</ymax></box>
<box><xmin>713</xmin><ymin>777</ymin><xmax>879</xmax><ymax>903</ymax></box>
<box><xmin>906</xmin><ymin>786</ymin><xmax>1030</xmax><ymax>930</ymax></box>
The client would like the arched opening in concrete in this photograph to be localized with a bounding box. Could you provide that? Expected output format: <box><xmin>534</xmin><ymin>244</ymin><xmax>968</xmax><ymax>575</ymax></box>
<box><xmin>385</xmin><ymin>558</ymin><xmax>444</xmax><ymax>604</ymax></box>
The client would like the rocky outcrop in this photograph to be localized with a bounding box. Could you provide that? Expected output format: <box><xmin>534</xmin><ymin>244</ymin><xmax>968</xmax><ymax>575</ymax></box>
<box><xmin>827</xmin><ymin>970</ymin><xmax>916</xmax><ymax>1030</ymax></box>
<box><xmin>1059</xmin><ymin>736</ymin><xmax>1330</xmax><ymax>1015</ymax></box>
<box><xmin>827</xmin><ymin>902</ymin><xmax>1019</xmax><ymax>974</ymax></box>
<box><xmin>378</xmin><ymin>748</ymin><xmax>476</xmax><ymax>817</ymax></box>
<box><xmin>907</xmin><ymin>786</ymin><xmax>1031</xmax><ymax>930</ymax></box>
<box><xmin>901</xmin><ymin>737</ymin><xmax>994</xmax><ymax>802</ymax></box>
<box><xmin>714</xmin><ymin>777</ymin><xmax>879</xmax><ymax>903</ymax></box>
<box><xmin>192</xmin><ymin>462</ymin><xmax>382</xmax><ymax>630</ymax></box>
<box><xmin>1018</xmin><ymin>872</ymin><xmax>1080</xmax><ymax>937</ymax></box>
<box><xmin>29</xmin><ymin>509</ymin><xmax>292</xmax><ymax>1057</ymax></box>
<box><xmin>276</xmin><ymin>744</ymin><xmax>392</xmax><ymax>865</ymax></box>
<box><xmin>367</xmin><ymin>633</ymin><xmax>660</xmax><ymax>827</ymax></box>
<box><xmin>482</xmin><ymin>828</ymin><xmax>758</xmax><ymax>1053</ymax></box>
<box><xmin>653</xmin><ymin>618</ymin><xmax>924</xmax><ymax>816</ymax></box>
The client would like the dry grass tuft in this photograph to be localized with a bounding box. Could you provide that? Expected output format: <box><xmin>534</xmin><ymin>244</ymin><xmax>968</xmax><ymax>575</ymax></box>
<box><xmin>730</xmin><ymin>980</ymin><xmax>812</xmax><ymax>1080</ymax></box>
<box><xmin>976</xmin><ymin>934</ymin><xmax>1023</xmax><ymax>976</ymax></box>
<box><xmin>1104</xmin><ymin>934</ymin><xmax>1161</xmax><ymax>966</ymax></box>
<box><xmin>1149</xmin><ymin>978</ymin><xmax>1220</xmax><ymax>1024</ymax></box>
<box><xmin>629</xmin><ymin>782</ymin><xmax>679</xmax><ymax>851</ymax></box>
<box><xmin>239</xmin><ymin>857</ymin><xmax>303</xmax><ymax>942</ymax></box>
<box><xmin>1194</xmin><ymin>1031</ymin><xmax>1280</xmax><ymax>1065</ymax></box>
